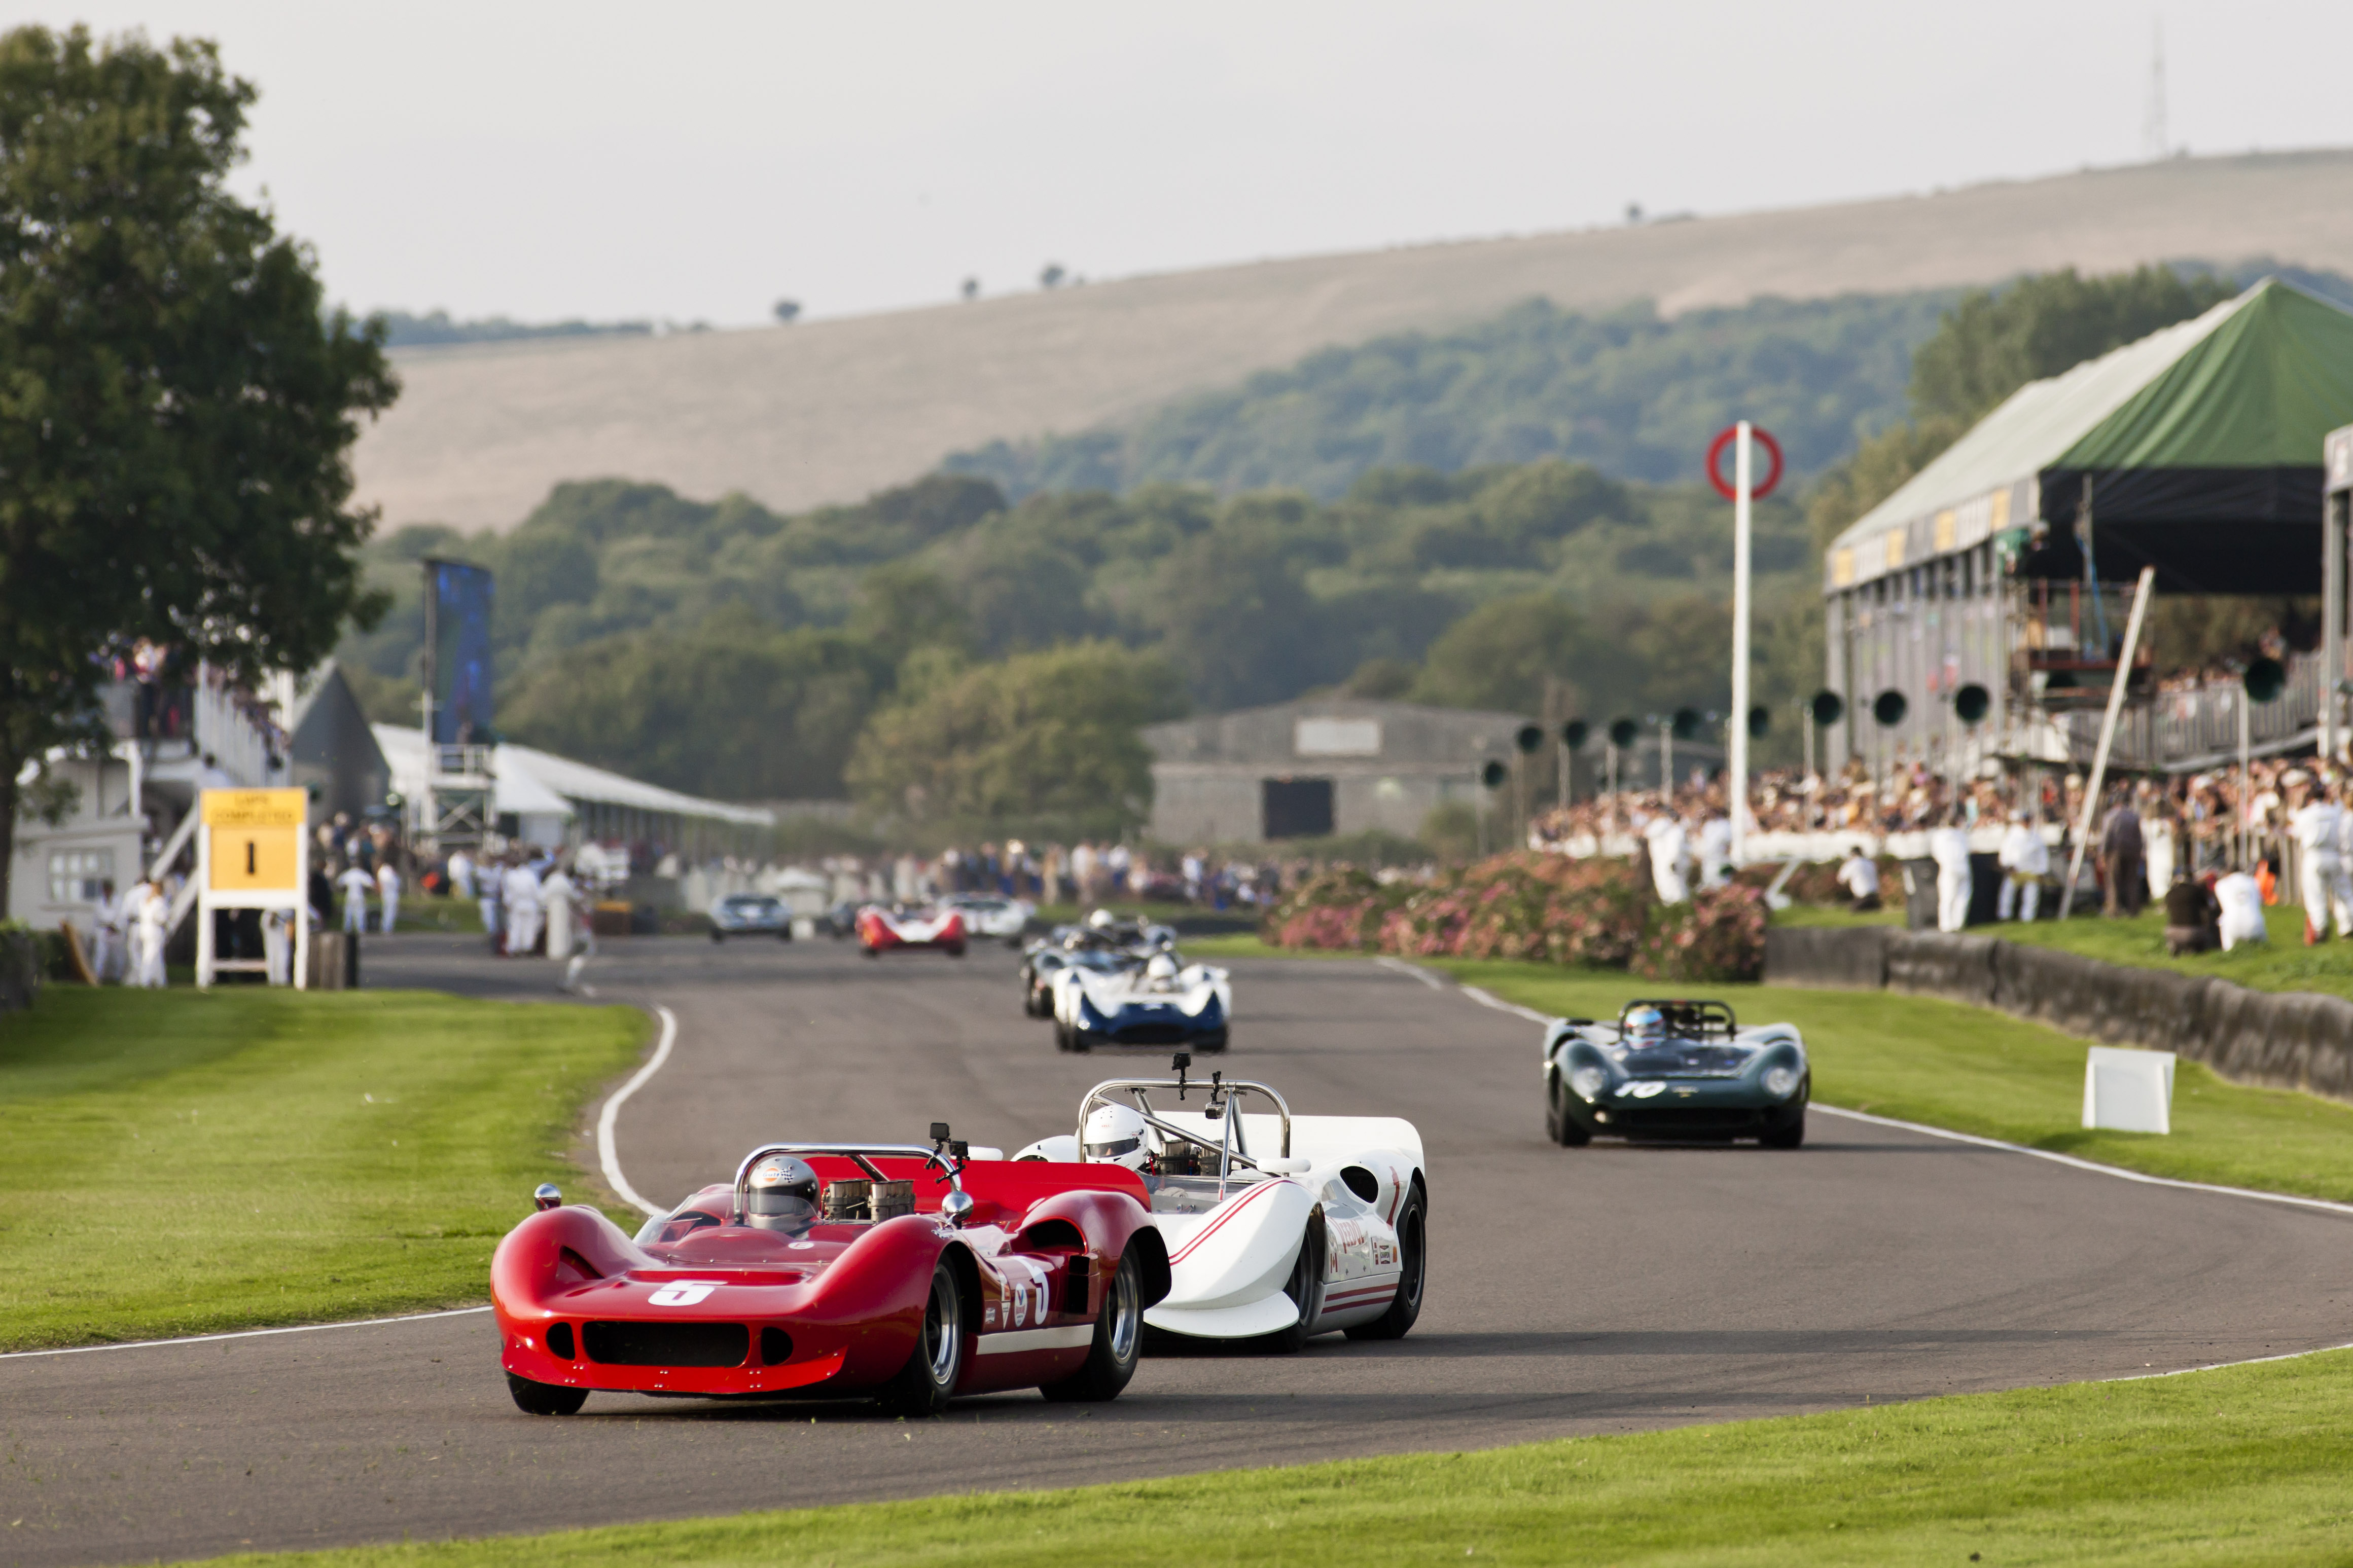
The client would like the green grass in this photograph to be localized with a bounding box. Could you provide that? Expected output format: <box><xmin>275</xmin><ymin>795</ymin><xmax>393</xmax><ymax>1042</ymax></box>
<box><xmin>184</xmin><ymin>1347</ymin><xmax>2353</xmax><ymax>1566</ymax></box>
<box><xmin>1985</xmin><ymin>902</ymin><xmax>2353</xmax><ymax>1004</ymax></box>
<box><xmin>394</xmin><ymin>897</ymin><xmax>485</xmax><ymax>935</ymax></box>
<box><xmin>1440</xmin><ymin>960</ymin><xmax>2353</xmax><ymax>1202</ymax></box>
<box><xmin>1770</xmin><ymin>902</ymin><xmax>1906</xmax><ymax>928</ymax></box>
<box><xmin>0</xmin><ymin>986</ymin><xmax>645</xmax><ymax>1351</ymax></box>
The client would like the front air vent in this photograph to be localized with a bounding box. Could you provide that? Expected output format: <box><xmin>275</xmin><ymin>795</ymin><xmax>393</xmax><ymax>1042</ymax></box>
<box><xmin>760</xmin><ymin>1326</ymin><xmax>794</xmax><ymax>1365</ymax></box>
<box><xmin>1340</xmin><ymin>1166</ymin><xmax>1380</xmax><ymax>1203</ymax></box>
<box><xmin>583</xmin><ymin>1320</ymin><xmax>749</xmax><ymax>1367</ymax></box>
<box><xmin>1061</xmin><ymin>1256</ymin><xmax>1090</xmax><ymax>1315</ymax></box>
<box><xmin>545</xmin><ymin>1322</ymin><xmax>576</xmax><ymax>1360</ymax></box>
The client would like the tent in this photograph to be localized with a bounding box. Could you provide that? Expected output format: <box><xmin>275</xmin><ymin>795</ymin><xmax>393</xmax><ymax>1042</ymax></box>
<box><xmin>1826</xmin><ymin>279</ymin><xmax>2353</xmax><ymax>595</ymax></box>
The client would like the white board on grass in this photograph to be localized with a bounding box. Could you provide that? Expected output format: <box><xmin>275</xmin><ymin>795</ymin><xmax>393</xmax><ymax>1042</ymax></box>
<box><xmin>2083</xmin><ymin>1046</ymin><xmax>2175</xmax><ymax>1135</ymax></box>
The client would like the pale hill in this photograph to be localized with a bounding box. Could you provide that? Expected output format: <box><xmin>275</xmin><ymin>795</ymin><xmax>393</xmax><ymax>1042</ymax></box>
<box><xmin>353</xmin><ymin>150</ymin><xmax>2353</xmax><ymax>532</ymax></box>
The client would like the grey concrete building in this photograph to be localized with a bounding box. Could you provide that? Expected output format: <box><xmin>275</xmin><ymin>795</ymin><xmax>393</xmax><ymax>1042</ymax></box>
<box><xmin>1144</xmin><ymin>699</ymin><xmax>1528</xmax><ymax>845</ymax></box>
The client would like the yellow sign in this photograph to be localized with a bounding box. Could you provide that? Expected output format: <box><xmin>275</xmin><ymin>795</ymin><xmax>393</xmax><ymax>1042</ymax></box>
<box><xmin>204</xmin><ymin>789</ymin><xmax>305</xmax><ymax>892</ymax></box>
<box><xmin>203</xmin><ymin>789</ymin><xmax>307</xmax><ymax>828</ymax></box>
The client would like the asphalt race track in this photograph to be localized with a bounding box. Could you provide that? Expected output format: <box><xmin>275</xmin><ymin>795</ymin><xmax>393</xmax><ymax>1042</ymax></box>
<box><xmin>10</xmin><ymin>936</ymin><xmax>2353</xmax><ymax>1566</ymax></box>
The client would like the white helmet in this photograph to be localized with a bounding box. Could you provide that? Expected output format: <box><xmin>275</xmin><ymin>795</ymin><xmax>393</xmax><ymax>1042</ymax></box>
<box><xmin>744</xmin><ymin>1154</ymin><xmax>820</xmax><ymax>1233</ymax></box>
<box><xmin>1087</xmin><ymin>908</ymin><xmax>1117</xmax><ymax>930</ymax></box>
<box><xmin>1082</xmin><ymin>1103</ymin><xmax>1153</xmax><ymax>1169</ymax></box>
<box><xmin>1144</xmin><ymin>953</ymin><xmax>1179</xmax><ymax>987</ymax></box>
<box><xmin>1624</xmin><ymin>1005</ymin><xmax>1667</xmax><ymax>1042</ymax></box>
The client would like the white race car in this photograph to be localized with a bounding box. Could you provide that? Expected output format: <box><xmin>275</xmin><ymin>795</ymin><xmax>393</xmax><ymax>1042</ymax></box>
<box><xmin>942</xmin><ymin>893</ymin><xmax>1036</xmax><ymax>945</ymax></box>
<box><xmin>1015</xmin><ymin>1060</ymin><xmax>1424</xmax><ymax>1349</ymax></box>
<box><xmin>1050</xmin><ymin>951</ymin><xmax>1231</xmax><ymax>1053</ymax></box>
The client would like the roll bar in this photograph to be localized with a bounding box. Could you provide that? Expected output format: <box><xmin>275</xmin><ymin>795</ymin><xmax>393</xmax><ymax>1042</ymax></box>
<box><xmin>1077</xmin><ymin>1073</ymin><xmax>1293</xmax><ymax>1200</ymax></box>
<box><xmin>728</xmin><ymin>1142</ymin><xmax>966</xmax><ymax>1226</ymax></box>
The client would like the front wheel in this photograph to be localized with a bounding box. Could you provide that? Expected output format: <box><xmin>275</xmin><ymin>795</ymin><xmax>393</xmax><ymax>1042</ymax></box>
<box><xmin>506</xmin><ymin>1372</ymin><xmax>587</xmax><ymax>1416</ymax></box>
<box><xmin>878</xmin><ymin>1259</ymin><xmax>965</xmax><ymax>1416</ymax></box>
<box><xmin>1260</xmin><ymin>1219</ymin><xmax>1326</xmax><ymax>1354</ymax></box>
<box><xmin>1760</xmin><ymin>1108</ymin><xmax>1807</xmax><ymax>1149</ymax></box>
<box><xmin>1041</xmin><ymin>1246</ymin><xmax>1143</xmax><ymax>1402</ymax></box>
<box><xmin>946</xmin><ymin>942</ymin><xmax>967</xmax><ymax>958</ymax></box>
<box><xmin>708</xmin><ymin>930</ymin><xmax>724</xmax><ymax>944</ymax></box>
<box><xmin>1545</xmin><ymin>1076</ymin><xmax>1592</xmax><ymax>1147</ymax></box>
<box><xmin>1347</xmin><ymin>1180</ymin><xmax>1426</xmax><ymax>1341</ymax></box>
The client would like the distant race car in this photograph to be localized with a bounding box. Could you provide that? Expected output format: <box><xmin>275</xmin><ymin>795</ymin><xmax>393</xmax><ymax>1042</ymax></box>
<box><xmin>1020</xmin><ymin>936</ymin><xmax>1136</xmax><ymax>1018</ymax></box>
<box><xmin>493</xmin><ymin>1136</ymin><xmax>1169</xmax><ymax>1416</ymax></box>
<box><xmin>819</xmin><ymin>901</ymin><xmax>864</xmax><ymax>939</ymax></box>
<box><xmin>857</xmin><ymin>903</ymin><xmax>967</xmax><ymax>958</ymax></box>
<box><xmin>942</xmin><ymin>893</ymin><xmax>1036</xmax><ymax>945</ymax></box>
<box><xmin>1050</xmin><ymin>950</ymin><xmax>1231</xmax><ymax>1052</ymax></box>
<box><xmin>1015</xmin><ymin>1059</ymin><xmax>1424</xmax><ymax>1349</ymax></box>
<box><xmin>1542</xmin><ymin>999</ymin><xmax>1810</xmax><ymax>1149</ymax></box>
<box><xmin>708</xmin><ymin>893</ymin><xmax>792</xmax><ymax>943</ymax></box>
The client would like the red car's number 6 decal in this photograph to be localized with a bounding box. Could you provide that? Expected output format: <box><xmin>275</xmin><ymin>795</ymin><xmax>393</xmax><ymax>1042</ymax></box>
<box><xmin>649</xmin><ymin>1282</ymin><xmax>719</xmax><ymax>1306</ymax></box>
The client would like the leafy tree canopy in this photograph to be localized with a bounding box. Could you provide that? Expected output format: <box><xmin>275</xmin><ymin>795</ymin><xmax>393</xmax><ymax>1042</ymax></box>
<box><xmin>844</xmin><ymin>641</ymin><xmax>1188</xmax><ymax>841</ymax></box>
<box><xmin>0</xmin><ymin>25</ymin><xmax>395</xmax><ymax>901</ymax></box>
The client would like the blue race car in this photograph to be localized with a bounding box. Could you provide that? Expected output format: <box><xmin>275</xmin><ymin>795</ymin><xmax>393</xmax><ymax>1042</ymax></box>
<box><xmin>1542</xmin><ymin>999</ymin><xmax>1808</xmax><ymax>1148</ymax></box>
<box><xmin>1050</xmin><ymin>951</ymin><xmax>1231</xmax><ymax>1054</ymax></box>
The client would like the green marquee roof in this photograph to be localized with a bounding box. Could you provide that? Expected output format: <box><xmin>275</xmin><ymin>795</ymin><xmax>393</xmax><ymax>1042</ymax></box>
<box><xmin>1827</xmin><ymin>279</ymin><xmax>2353</xmax><ymax>595</ymax></box>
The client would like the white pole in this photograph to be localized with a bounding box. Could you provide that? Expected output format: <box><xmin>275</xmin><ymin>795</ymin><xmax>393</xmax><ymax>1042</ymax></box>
<box><xmin>2058</xmin><ymin>566</ymin><xmax>2156</xmax><ymax>920</ymax></box>
<box><xmin>1729</xmin><ymin>421</ymin><xmax>1753</xmax><ymax>867</ymax></box>
<box><xmin>2240</xmin><ymin>691</ymin><xmax>2252</xmax><ymax>870</ymax></box>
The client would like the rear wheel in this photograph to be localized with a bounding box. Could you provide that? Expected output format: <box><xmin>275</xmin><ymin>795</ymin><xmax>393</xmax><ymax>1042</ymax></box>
<box><xmin>1347</xmin><ymin>1180</ymin><xmax>1426</xmax><ymax>1341</ymax></box>
<box><xmin>1260</xmin><ymin>1219</ymin><xmax>1326</xmax><ymax>1354</ymax></box>
<box><xmin>1760</xmin><ymin>1108</ymin><xmax>1807</xmax><ymax>1149</ymax></box>
<box><xmin>1546</xmin><ymin>1076</ymin><xmax>1592</xmax><ymax>1147</ymax></box>
<box><xmin>709</xmin><ymin>930</ymin><xmax>724</xmax><ymax>944</ymax></box>
<box><xmin>878</xmin><ymin>1259</ymin><xmax>965</xmax><ymax>1416</ymax></box>
<box><xmin>1041</xmin><ymin>1246</ymin><xmax>1143</xmax><ymax>1402</ymax></box>
<box><xmin>505</xmin><ymin>1372</ymin><xmax>587</xmax><ymax>1416</ymax></box>
<box><xmin>946</xmin><ymin>942</ymin><xmax>967</xmax><ymax>958</ymax></box>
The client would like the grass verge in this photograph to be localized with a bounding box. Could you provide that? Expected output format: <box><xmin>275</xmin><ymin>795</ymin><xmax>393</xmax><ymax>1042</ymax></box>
<box><xmin>1984</xmin><ymin>901</ymin><xmax>2353</xmax><ymax>1003</ymax></box>
<box><xmin>0</xmin><ymin>986</ymin><xmax>645</xmax><ymax>1351</ymax></box>
<box><xmin>190</xmin><ymin>1347</ymin><xmax>2353</xmax><ymax>1566</ymax></box>
<box><xmin>1440</xmin><ymin>960</ymin><xmax>2353</xmax><ymax>1202</ymax></box>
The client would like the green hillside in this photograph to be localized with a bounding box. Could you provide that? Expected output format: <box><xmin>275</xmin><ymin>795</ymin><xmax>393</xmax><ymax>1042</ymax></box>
<box><xmin>944</xmin><ymin>291</ymin><xmax>1959</xmax><ymax>498</ymax></box>
<box><xmin>339</xmin><ymin>463</ymin><xmax>1813</xmax><ymax>800</ymax></box>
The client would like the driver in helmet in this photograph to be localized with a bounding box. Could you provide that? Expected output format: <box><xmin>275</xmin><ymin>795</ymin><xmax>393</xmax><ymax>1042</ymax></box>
<box><xmin>1142</xmin><ymin>952</ymin><xmax>1181</xmax><ymax>992</ymax></box>
<box><xmin>1082</xmin><ymin>1103</ymin><xmax>1156</xmax><ymax>1171</ymax></box>
<box><xmin>1623</xmin><ymin>1005</ymin><xmax>1668</xmax><ymax>1045</ymax></box>
<box><xmin>744</xmin><ymin>1154</ymin><xmax>821</xmax><ymax>1234</ymax></box>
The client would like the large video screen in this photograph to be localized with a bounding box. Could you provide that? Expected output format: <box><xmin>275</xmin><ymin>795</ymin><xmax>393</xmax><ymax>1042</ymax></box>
<box><xmin>425</xmin><ymin>560</ymin><xmax>495</xmax><ymax>745</ymax></box>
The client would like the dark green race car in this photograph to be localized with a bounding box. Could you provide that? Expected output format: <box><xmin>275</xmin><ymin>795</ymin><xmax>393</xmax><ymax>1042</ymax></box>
<box><xmin>1542</xmin><ymin>998</ymin><xmax>1809</xmax><ymax>1149</ymax></box>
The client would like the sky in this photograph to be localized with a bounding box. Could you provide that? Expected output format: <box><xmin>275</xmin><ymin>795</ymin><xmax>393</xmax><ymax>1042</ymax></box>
<box><xmin>30</xmin><ymin>2</ymin><xmax>2353</xmax><ymax>327</ymax></box>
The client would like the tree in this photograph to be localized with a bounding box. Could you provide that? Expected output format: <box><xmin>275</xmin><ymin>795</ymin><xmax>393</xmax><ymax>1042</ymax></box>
<box><xmin>0</xmin><ymin>26</ymin><xmax>397</xmax><ymax>908</ymax></box>
<box><xmin>1039</xmin><ymin>263</ymin><xmax>1066</xmax><ymax>290</ymax></box>
<box><xmin>844</xmin><ymin>641</ymin><xmax>1186</xmax><ymax>838</ymax></box>
<box><xmin>1148</xmin><ymin>528</ymin><xmax>1332</xmax><ymax>710</ymax></box>
<box><xmin>1409</xmin><ymin>595</ymin><xmax>1589</xmax><ymax>714</ymax></box>
<box><xmin>772</xmin><ymin>299</ymin><xmax>801</xmax><ymax>323</ymax></box>
<box><xmin>502</xmin><ymin>611</ymin><xmax>886</xmax><ymax>799</ymax></box>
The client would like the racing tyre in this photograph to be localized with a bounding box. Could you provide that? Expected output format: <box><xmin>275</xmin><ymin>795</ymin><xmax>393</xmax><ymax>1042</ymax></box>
<box><xmin>1041</xmin><ymin>1246</ymin><xmax>1143</xmax><ymax>1402</ymax></box>
<box><xmin>1261</xmin><ymin>1218</ymin><xmax>1327</xmax><ymax>1354</ymax></box>
<box><xmin>1545</xmin><ymin>1076</ymin><xmax>1591</xmax><ymax>1147</ymax></box>
<box><xmin>708</xmin><ymin>930</ymin><xmax>724</xmax><ymax>944</ymax></box>
<box><xmin>1346</xmin><ymin>1179</ymin><xmax>1425</xmax><ymax>1340</ymax></box>
<box><xmin>878</xmin><ymin>1259</ymin><xmax>965</xmax><ymax>1416</ymax></box>
<box><xmin>861</xmin><ymin>945</ymin><xmax>878</xmax><ymax>960</ymax></box>
<box><xmin>1760</xmin><ymin>1108</ymin><xmax>1806</xmax><ymax>1149</ymax></box>
<box><xmin>946</xmin><ymin>942</ymin><xmax>967</xmax><ymax>958</ymax></box>
<box><xmin>505</xmin><ymin>1372</ymin><xmax>588</xmax><ymax>1416</ymax></box>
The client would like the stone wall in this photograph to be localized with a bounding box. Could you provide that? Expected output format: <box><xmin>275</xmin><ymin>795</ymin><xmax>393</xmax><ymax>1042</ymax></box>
<box><xmin>1763</xmin><ymin>925</ymin><xmax>2353</xmax><ymax>1102</ymax></box>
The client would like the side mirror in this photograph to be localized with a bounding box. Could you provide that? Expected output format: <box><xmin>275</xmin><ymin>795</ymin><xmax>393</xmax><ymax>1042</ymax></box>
<box><xmin>1260</xmin><ymin>1156</ymin><xmax>1312</xmax><ymax>1176</ymax></box>
<box><xmin>533</xmin><ymin>1183</ymin><xmax>562</xmax><ymax>1212</ymax></box>
<box><xmin>939</xmin><ymin>1189</ymin><xmax>975</xmax><ymax>1227</ymax></box>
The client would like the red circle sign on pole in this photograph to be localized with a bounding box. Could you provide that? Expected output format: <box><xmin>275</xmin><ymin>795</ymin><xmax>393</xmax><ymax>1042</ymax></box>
<box><xmin>1707</xmin><ymin>425</ymin><xmax>1783</xmax><ymax>501</ymax></box>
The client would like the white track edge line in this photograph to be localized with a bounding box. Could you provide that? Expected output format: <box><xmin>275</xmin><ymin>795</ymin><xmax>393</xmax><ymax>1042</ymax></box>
<box><xmin>0</xmin><ymin>1306</ymin><xmax>493</xmax><ymax>1361</ymax></box>
<box><xmin>2104</xmin><ymin>1338</ymin><xmax>2353</xmax><ymax>1382</ymax></box>
<box><xmin>1457</xmin><ymin>984</ymin><xmax>1554</xmax><ymax>1026</ymax></box>
<box><xmin>599</xmin><ymin>1004</ymin><xmax>677</xmax><ymax>1219</ymax></box>
<box><xmin>1374</xmin><ymin>956</ymin><xmax>1447</xmax><ymax>990</ymax></box>
<box><xmin>1809</xmin><ymin>1103</ymin><xmax>2353</xmax><ymax>1219</ymax></box>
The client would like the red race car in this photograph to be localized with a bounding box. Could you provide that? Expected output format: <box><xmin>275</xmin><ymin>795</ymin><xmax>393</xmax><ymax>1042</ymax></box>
<box><xmin>493</xmin><ymin>1134</ymin><xmax>1167</xmax><ymax>1416</ymax></box>
<box><xmin>855</xmin><ymin>902</ymin><xmax>967</xmax><ymax>958</ymax></box>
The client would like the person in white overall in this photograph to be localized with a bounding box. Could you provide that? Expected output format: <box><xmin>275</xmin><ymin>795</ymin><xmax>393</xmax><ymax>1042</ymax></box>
<box><xmin>1996</xmin><ymin>810</ymin><xmax>2048</xmax><ymax>923</ymax></box>
<box><xmin>132</xmin><ymin>879</ymin><xmax>169</xmax><ymax>988</ymax></box>
<box><xmin>337</xmin><ymin>862</ymin><xmax>375</xmax><ymax>935</ymax></box>
<box><xmin>375</xmin><ymin>860</ymin><xmax>402</xmax><ymax>935</ymax></box>
<box><xmin>503</xmin><ymin>859</ymin><xmax>544</xmax><ymax>957</ymax></box>
<box><xmin>2291</xmin><ymin>780</ymin><xmax>2353</xmax><ymax>942</ymax></box>
<box><xmin>262</xmin><ymin>907</ymin><xmax>292</xmax><ymax>986</ymax></box>
<box><xmin>2214</xmin><ymin>863</ymin><xmax>2269</xmax><ymax>951</ymax></box>
<box><xmin>540</xmin><ymin>861</ymin><xmax>577</xmax><ymax>961</ymax></box>
<box><xmin>1645</xmin><ymin>813</ymin><xmax>1691</xmax><ymax>904</ymax></box>
<box><xmin>91</xmin><ymin>879</ymin><xmax>124</xmax><ymax>983</ymax></box>
<box><xmin>1930</xmin><ymin>811</ymin><xmax>1974</xmax><ymax>933</ymax></box>
<box><xmin>1697</xmin><ymin>812</ymin><xmax>1734</xmax><ymax>889</ymax></box>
